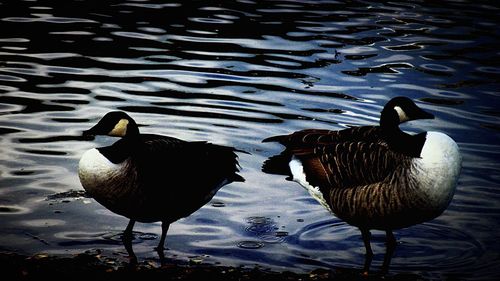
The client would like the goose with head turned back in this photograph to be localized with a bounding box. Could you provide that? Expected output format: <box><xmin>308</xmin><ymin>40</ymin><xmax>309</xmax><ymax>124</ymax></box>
<box><xmin>262</xmin><ymin>96</ymin><xmax>461</xmax><ymax>274</ymax></box>
<box><xmin>78</xmin><ymin>111</ymin><xmax>244</xmax><ymax>262</ymax></box>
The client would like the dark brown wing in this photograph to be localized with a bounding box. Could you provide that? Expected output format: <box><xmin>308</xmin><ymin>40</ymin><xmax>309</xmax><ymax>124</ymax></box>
<box><xmin>291</xmin><ymin>141</ymin><xmax>410</xmax><ymax>193</ymax></box>
<box><xmin>138</xmin><ymin>135</ymin><xmax>243</xmax><ymax>186</ymax></box>
<box><xmin>135</xmin><ymin>135</ymin><xmax>243</xmax><ymax>220</ymax></box>
<box><xmin>262</xmin><ymin>126</ymin><xmax>388</xmax><ymax>178</ymax></box>
<box><xmin>263</xmin><ymin>126</ymin><xmax>385</xmax><ymax>148</ymax></box>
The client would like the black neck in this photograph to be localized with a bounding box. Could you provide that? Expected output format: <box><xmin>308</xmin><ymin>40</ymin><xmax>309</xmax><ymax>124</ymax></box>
<box><xmin>126</xmin><ymin>124</ymin><xmax>140</xmax><ymax>138</ymax></box>
<box><xmin>380</xmin><ymin>109</ymin><xmax>426</xmax><ymax>158</ymax></box>
<box><xmin>384</xmin><ymin>129</ymin><xmax>427</xmax><ymax>158</ymax></box>
<box><xmin>97</xmin><ymin>137</ymin><xmax>139</xmax><ymax>164</ymax></box>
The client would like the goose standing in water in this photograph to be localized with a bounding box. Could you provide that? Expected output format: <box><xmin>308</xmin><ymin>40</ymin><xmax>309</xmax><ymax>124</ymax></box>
<box><xmin>78</xmin><ymin>111</ymin><xmax>244</xmax><ymax>262</ymax></box>
<box><xmin>262</xmin><ymin>97</ymin><xmax>461</xmax><ymax>274</ymax></box>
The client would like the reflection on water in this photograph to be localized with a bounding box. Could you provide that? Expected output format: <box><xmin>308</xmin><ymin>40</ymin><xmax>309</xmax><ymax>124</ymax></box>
<box><xmin>0</xmin><ymin>0</ymin><xmax>499</xmax><ymax>280</ymax></box>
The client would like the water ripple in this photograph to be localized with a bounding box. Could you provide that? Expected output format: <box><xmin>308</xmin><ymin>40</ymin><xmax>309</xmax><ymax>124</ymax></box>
<box><xmin>0</xmin><ymin>0</ymin><xmax>499</xmax><ymax>279</ymax></box>
<box><xmin>3</xmin><ymin>14</ymin><xmax>96</xmax><ymax>24</ymax></box>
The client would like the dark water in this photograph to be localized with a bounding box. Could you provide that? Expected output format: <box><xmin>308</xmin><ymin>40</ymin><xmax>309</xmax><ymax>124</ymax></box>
<box><xmin>1</xmin><ymin>0</ymin><xmax>499</xmax><ymax>279</ymax></box>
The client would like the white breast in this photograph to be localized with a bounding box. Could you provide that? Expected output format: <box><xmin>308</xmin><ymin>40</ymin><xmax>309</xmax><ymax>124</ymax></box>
<box><xmin>412</xmin><ymin>131</ymin><xmax>462</xmax><ymax>210</ymax></box>
<box><xmin>78</xmin><ymin>148</ymin><xmax>125</xmax><ymax>195</ymax></box>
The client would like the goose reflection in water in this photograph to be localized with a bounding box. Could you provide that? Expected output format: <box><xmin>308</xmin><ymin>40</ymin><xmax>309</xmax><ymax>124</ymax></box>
<box><xmin>262</xmin><ymin>97</ymin><xmax>461</xmax><ymax>275</ymax></box>
<box><xmin>78</xmin><ymin>111</ymin><xmax>244</xmax><ymax>263</ymax></box>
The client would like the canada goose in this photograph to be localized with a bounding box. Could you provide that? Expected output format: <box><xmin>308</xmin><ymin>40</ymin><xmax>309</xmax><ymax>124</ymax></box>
<box><xmin>78</xmin><ymin>111</ymin><xmax>244</xmax><ymax>262</ymax></box>
<box><xmin>262</xmin><ymin>96</ymin><xmax>461</xmax><ymax>274</ymax></box>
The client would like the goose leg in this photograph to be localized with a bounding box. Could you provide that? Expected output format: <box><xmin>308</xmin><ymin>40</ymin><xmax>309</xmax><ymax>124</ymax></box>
<box><xmin>156</xmin><ymin>222</ymin><xmax>170</xmax><ymax>250</ymax></box>
<box><xmin>156</xmin><ymin>221</ymin><xmax>170</xmax><ymax>265</ymax></box>
<box><xmin>122</xmin><ymin>219</ymin><xmax>137</xmax><ymax>264</ymax></box>
<box><xmin>360</xmin><ymin>228</ymin><xmax>373</xmax><ymax>275</ymax></box>
<box><xmin>381</xmin><ymin>230</ymin><xmax>397</xmax><ymax>275</ymax></box>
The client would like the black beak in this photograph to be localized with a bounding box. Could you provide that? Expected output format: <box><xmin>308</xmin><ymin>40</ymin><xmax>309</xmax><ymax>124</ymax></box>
<box><xmin>82</xmin><ymin>120</ymin><xmax>105</xmax><ymax>139</ymax></box>
<box><xmin>82</xmin><ymin>128</ymin><xmax>96</xmax><ymax>140</ymax></box>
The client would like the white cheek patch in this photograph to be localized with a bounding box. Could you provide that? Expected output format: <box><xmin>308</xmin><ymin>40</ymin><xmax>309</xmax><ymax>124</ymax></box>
<box><xmin>394</xmin><ymin>106</ymin><xmax>409</xmax><ymax>122</ymax></box>
<box><xmin>109</xmin><ymin>119</ymin><xmax>128</xmax><ymax>137</ymax></box>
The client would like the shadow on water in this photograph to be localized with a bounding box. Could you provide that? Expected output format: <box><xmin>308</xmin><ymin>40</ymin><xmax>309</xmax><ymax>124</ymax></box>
<box><xmin>0</xmin><ymin>0</ymin><xmax>499</xmax><ymax>280</ymax></box>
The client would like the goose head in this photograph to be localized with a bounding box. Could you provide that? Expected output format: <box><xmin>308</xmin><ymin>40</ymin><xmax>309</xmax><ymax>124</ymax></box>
<box><xmin>380</xmin><ymin>96</ymin><xmax>434</xmax><ymax>129</ymax></box>
<box><xmin>379</xmin><ymin>97</ymin><xmax>435</xmax><ymax>157</ymax></box>
<box><xmin>83</xmin><ymin>111</ymin><xmax>139</xmax><ymax>138</ymax></box>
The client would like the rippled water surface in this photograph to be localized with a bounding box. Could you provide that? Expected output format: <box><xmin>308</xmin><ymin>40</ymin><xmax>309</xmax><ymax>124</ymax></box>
<box><xmin>1</xmin><ymin>0</ymin><xmax>499</xmax><ymax>279</ymax></box>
